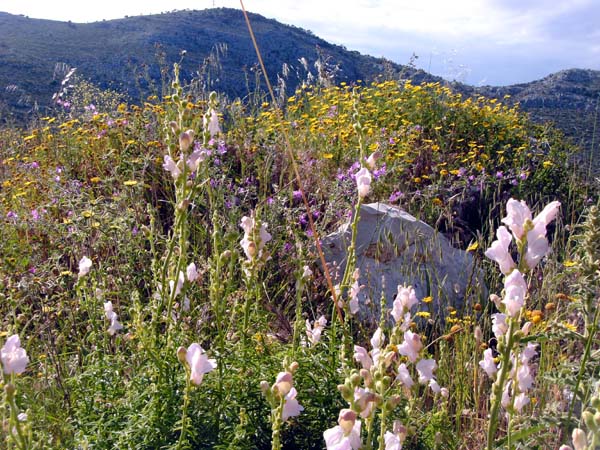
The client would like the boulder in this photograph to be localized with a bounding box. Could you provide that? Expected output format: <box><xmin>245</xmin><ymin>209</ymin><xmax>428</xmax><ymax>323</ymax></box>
<box><xmin>322</xmin><ymin>203</ymin><xmax>486</xmax><ymax>324</ymax></box>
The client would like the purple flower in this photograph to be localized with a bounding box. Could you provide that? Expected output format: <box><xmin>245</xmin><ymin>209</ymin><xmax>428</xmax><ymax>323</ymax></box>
<box><xmin>266</xmin><ymin>197</ymin><xmax>274</xmax><ymax>206</ymax></box>
<box><xmin>496</xmin><ymin>171</ymin><xmax>504</xmax><ymax>179</ymax></box>
<box><xmin>6</xmin><ymin>211</ymin><xmax>18</xmax><ymax>221</ymax></box>
<box><xmin>373</xmin><ymin>163</ymin><xmax>387</xmax><ymax>180</ymax></box>
<box><xmin>217</xmin><ymin>141</ymin><xmax>227</xmax><ymax>154</ymax></box>
<box><xmin>292</xmin><ymin>190</ymin><xmax>303</xmax><ymax>201</ymax></box>
<box><xmin>31</xmin><ymin>209</ymin><xmax>40</xmax><ymax>221</ymax></box>
<box><xmin>389</xmin><ymin>191</ymin><xmax>404</xmax><ymax>203</ymax></box>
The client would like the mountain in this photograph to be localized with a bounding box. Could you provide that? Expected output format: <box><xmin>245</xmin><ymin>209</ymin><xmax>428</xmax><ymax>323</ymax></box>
<box><xmin>0</xmin><ymin>8</ymin><xmax>438</xmax><ymax>120</ymax></box>
<box><xmin>475</xmin><ymin>69</ymin><xmax>600</xmax><ymax>165</ymax></box>
<box><xmin>0</xmin><ymin>8</ymin><xmax>598</xmax><ymax>165</ymax></box>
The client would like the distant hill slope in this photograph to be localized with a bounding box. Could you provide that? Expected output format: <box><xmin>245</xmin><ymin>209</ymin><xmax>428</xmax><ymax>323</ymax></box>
<box><xmin>0</xmin><ymin>8</ymin><xmax>598</xmax><ymax>167</ymax></box>
<box><xmin>475</xmin><ymin>69</ymin><xmax>600</xmax><ymax>165</ymax></box>
<box><xmin>0</xmin><ymin>8</ymin><xmax>437</xmax><ymax>119</ymax></box>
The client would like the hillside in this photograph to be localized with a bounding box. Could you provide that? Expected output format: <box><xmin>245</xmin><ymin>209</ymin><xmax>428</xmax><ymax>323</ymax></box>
<box><xmin>475</xmin><ymin>69</ymin><xmax>600</xmax><ymax>167</ymax></box>
<box><xmin>0</xmin><ymin>8</ymin><xmax>598</xmax><ymax>167</ymax></box>
<box><xmin>0</xmin><ymin>8</ymin><xmax>437</xmax><ymax>120</ymax></box>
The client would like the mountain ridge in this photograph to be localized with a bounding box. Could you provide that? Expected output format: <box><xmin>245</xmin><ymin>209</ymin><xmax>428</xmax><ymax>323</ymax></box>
<box><xmin>0</xmin><ymin>8</ymin><xmax>598</xmax><ymax>160</ymax></box>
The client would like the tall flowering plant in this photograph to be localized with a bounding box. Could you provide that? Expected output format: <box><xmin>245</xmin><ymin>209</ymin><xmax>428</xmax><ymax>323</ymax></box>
<box><xmin>482</xmin><ymin>198</ymin><xmax>560</xmax><ymax>448</ymax></box>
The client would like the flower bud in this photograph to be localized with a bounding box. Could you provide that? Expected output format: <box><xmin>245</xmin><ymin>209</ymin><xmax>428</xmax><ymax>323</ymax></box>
<box><xmin>583</xmin><ymin>410</ymin><xmax>595</xmax><ymax>430</ymax></box>
<box><xmin>338</xmin><ymin>409</ymin><xmax>357</xmax><ymax>434</ymax></box>
<box><xmin>288</xmin><ymin>361</ymin><xmax>299</xmax><ymax>373</ymax></box>
<box><xmin>170</xmin><ymin>121</ymin><xmax>179</xmax><ymax>134</ymax></box>
<box><xmin>259</xmin><ymin>380</ymin><xmax>270</xmax><ymax>395</ymax></box>
<box><xmin>366</xmin><ymin>151</ymin><xmax>382</xmax><ymax>169</ymax></box>
<box><xmin>490</xmin><ymin>294</ymin><xmax>502</xmax><ymax>309</ymax></box>
<box><xmin>393</xmin><ymin>420</ymin><xmax>407</xmax><ymax>443</ymax></box>
<box><xmin>179</xmin><ymin>130</ymin><xmax>194</xmax><ymax>152</ymax></box>
<box><xmin>273</xmin><ymin>371</ymin><xmax>293</xmax><ymax>397</ymax></box>
<box><xmin>350</xmin><ymin>372</ymin><xmax>362</xmax><ymax>387</ymax></box>
<box><xmin>521</xmin><ymin>321</ymin><xmax>533</xmax><ymax>336</ymax></box>
<box><xmin>572</xmin><ymin>428</ymin><xmax>587</xmax><ymax>450</ymax></box>
<box><xmin>337</xmin><ymin>384</ymin><xmax>353</xmax><ymax>402</ymax></box>
<box><xmin>360</xmin><ymin>369</ymin><xmax>373</xmax><ymax>388</ymax></box>
<box><xmin>176</xmin><ymin>346</ymin><xmax>188</xmax><ymax>365</ymax></box>
<box><xmin>474</xmin><ymin>325</ymin><xmax>483</xmax><ymax>343</ymax></box>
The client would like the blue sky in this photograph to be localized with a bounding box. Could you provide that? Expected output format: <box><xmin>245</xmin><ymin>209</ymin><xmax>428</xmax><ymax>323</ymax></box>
<box><xmin>1</xmin><ymin>0</ymin><xmax>599</xmax><ymax>86</ymax></box>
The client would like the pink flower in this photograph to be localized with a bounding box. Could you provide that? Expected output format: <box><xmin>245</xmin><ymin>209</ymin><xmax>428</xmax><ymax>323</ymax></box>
<box><xmin>415</xmin><ymin>358</ymin><xmax>437</xmax><ymax>383</ymax></box>
<box><xmin>502</xmin><ymin>269</ymin><xmax>527</xmax><ymax>317</ymax></box>
<box><xmin>104</xmin><ymin>301</ymin><xmax>123</xmax><ymax>335</ymax></box>
<box><xmin>282</xmin><ymin>387</ymin><xmax>304</xmax><ymax>420</ymax></box>
<box><xmin>187</xmin><ymin>148</ymin><xmax>209</xmax><ymax>171</ymax></box>
<box><xmin>355</xmin><ymin>167</ymin><xmax>372</xmax><ymax>198</ymax></box>
<box><xmin>179</xmin><ymin>130</ymin><xmax>194</xmax><ymax>151</ymax></box>
<box><xmin>484</xmin><ymin>226</ymin><xmax>515</xmax><ymax>275</ymax></box>
<box><xmin>185</xmin><ymin>343</ymin><xmax>217</xmax><ymax>385</ymax></box>
<box><xmin>392</xmin><ymin>285</ymin><xmax>419</xmax><ymax>322</ymax></box>
<box><xmin>306</xmin><ymin>316</ymin><xmax>327</xmax><ymax>346</ymax></box>
<box><xmin>324</xmin><ymin>409</ymin><xmax>362</xmax><ymax>450</ymax></box>
<box><xmin>533</xmin><ymin>200</ymin><xmax>561</xmax><ymax>229</ymax></box>
<box><xmin>514</xmin><ymin>392</ymin><xmax>530</xmax><ymax>412</ymax></box>
<box><xmin>1</xmin><ymin>335</ymin><xmax>29</xmax><ymax>375</ymax></box>
<box><xmin>273</xmin><ymin>371</ymin><xmax>293</xmax><ymax>396</ymax></box>
<box><xmin>396</xmin><ymin>363</ymin><xmax>414</xmax><ymax>388</ymax></box>
<box><xmin>491</xmin><ymin>313</ymin><xmax>508</xmax><ymax>339</ymax></box>
<box><xmin>186</xmin><ymin>262</ymin><xmax>199</xmax><ymax>282</ymax></box>
<box><xmin>572</xmin><ymin>428</ymin><xmax>588</xmax><ymax>450</ymax></box>
<box><xmin>517</xmin><ymin>364</ymin><xmax>534</xmax><ymax>392</ymax></box>
<box><xmin>163</xmin><ymin>155</ymin><xmax>182</xmax><ymax>179</ymax></box>
<box><xmin>78</xmin><ymin>256</ymin><xmax>92</xmax><ymax>278</ymax></box>
<box><xmin>501</xmin><ymin>198</ymin><xmax>532</xmax><ymax>240</ymax></box>
<box><xmin>479</xmin><ymin>348</ymin><xmax>497</xmax><ymax>378</ymax></box>
<box><xmin>206</xmin><ymin>109</ymin><xmax>221</xmax><ymax>137</ymax></box>
<box><xmin>398</xmin><ymin>330</ymin><xmax>422</xmax><ymax>363</ymax></box>
<box><xmin>353</xmin><ymin>345</ymin><xmax>373</xmax><ymax>370</ymax></box>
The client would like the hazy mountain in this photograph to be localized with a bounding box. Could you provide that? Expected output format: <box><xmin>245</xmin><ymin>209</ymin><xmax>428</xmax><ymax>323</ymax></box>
<box><xmin>0</xmin><ymin>7</ymin><xmax>598</xmax><ymax>161</ymax></box>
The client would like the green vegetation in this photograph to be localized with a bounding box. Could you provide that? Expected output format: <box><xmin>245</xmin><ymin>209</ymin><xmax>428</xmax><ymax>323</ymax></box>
<box><xmin>0</xmin><ymin>53</ymin><xmax>598</xmax><ymax>450</ymax></box>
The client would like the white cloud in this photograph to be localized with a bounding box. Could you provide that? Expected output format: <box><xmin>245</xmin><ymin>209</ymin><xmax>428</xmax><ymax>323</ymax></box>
<box><xmin>1</xmin><ymin>0</ymin><xmax>598</xmax><ymax>85</ymax></box>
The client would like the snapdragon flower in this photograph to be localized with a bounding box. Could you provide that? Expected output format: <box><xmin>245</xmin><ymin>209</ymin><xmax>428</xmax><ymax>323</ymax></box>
<box><xmin>281</xmin><ymin>387</ymin><xmax>304</xmax><ymax>420</ymax></box>
<box><xmin>306</xmin><ymin>315</ymin><xmax>327</xmax><ymax>346</ymax></box>
<box><xmin>104</xmin><ymin>301</ymin><xmax>123</xmax><ymax>335</ymax></box>
<box><xmin>78</xmin><ymin>256</ymin><xmax>92</xmax><ymax>278</ymax></box>
<box><xmin>502</xmin><ymin>269</ymin><xmax>527</xmax><ymax>317</ymax></box>
<box><xmin>355</xmin><ymin>167</ymin><xmax>372</xmax><ymax>198</ymax></box>
<box><xmin>484</xmin><ymin>226</ymin><xmax>515</xmax><ymax>275</ymax></box>
<box><xmin>395</xmin><ymin>363</ymin><xmax>414</xmax><ymax>388</ymax></box>
<box><xmin>163</xmin><ymin>154</ymin><xmax>182</xmax><ymax>180</ymax></box>
<box><xmin>398</xmin><ymin>330</ymin><xmax>423</xmax><ymax>363</ymax></box>
<box><xmin>479</xmin><ymin>348</ymin><xmax>498</xmax><ymax>378</ymax></box>
<box><xmin>185</xmin><ymin>343</ymin><xmax>217</xmax><ymax>385</ymax></box>
<box><xmin>1</xmin><ymin>335</ymin><xmax>29</xmax><ymax>375</ymax></box>
<box><xmin>323</xmin><ymin>409</ymin><xmax>362</xmax><ymax>450</ymax></box>
<box><xmin>392</xmin><ymin>284</ymin><xmax>419</xmax><ymax>322</ymax></box>
<box><xmin>491</xmin><ymin>313</ymin><xmax>508</xmax><ymax>338</ymax></box>
<box><xmin>415</xmin><ymin>358</ymin><xmax>437</xmax><ymax>384</ymax></box>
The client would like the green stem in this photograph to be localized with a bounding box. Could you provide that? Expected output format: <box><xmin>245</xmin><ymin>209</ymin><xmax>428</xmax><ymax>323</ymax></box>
<box><xmin>486</xmin><ymin>318</ymin><xmax>517</xmax><ymax>450</ymax></box>
<box><xmin>176</xmin><ymin>375</ymin><xmax>192</xmax><ymax>450</ymax></box>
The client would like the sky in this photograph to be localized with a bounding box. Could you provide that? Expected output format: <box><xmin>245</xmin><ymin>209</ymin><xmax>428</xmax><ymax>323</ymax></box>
<box><xmin>1</xmin><ymin>0</ymin><xmax>599</xmax><ymax>86</ymax></box>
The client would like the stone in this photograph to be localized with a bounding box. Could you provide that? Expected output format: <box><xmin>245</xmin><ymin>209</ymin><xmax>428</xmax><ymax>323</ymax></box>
<box><xmin>322</xmin><ymin>203</ymin><xmax>486</xmax><ymax>324</ymax></box>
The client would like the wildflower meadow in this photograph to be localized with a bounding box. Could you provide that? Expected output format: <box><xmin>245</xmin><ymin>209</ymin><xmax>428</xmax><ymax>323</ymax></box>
<box><xmin>1</xmin><ymin>24</ymin><xmax>599</xmax><ymax>449</ymax></box>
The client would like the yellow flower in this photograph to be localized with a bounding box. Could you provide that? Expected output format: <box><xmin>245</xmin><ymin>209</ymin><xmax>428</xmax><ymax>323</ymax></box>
<box><xmin>124</xmin><ymin>180</ymin><xmax>138</xmax><ymax>186</ymax></box>
<box><xmin>422</xmin><ymin>296</ymin><xmax>433</xmax><ymax>303</ymax></box>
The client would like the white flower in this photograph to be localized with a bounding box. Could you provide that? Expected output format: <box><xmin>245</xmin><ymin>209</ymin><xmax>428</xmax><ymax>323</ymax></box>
<box><xmin>273</xmin><ymin>371</ymin><xmax>293</xmax><ymax>396</ymax></box>
<box><xmin>514</xmin><ymin>392</ymin><xmax>530</xmax><ymax>412</ymax></box>
<box><xmin>186</xmin><ymin>262</ymin><xmax>199</xmax><ymax>282</ymax></box>
<box><xmin>429</xmin><ymin>379</ymin><xmax>441</xmax><ymax>393</ymax></box>
<box><xmin>479</xmin><ymin>348</ymin><xmax>497</xmax><ymax>378</ymax></box>
<box><xmin>524</xmin><ymin>220</ymin><xmax>550</xmax><ymax>269</ymax></box>
<box><xmin>572</xmin><ymin>428</ymin><xmax>588</xmax><ymax>450</ymax></box>
<box><xmin>78</xmin><ymin>256</ymin><xmax>92</xmax><ymax>278</ymax></box>
<box><xmin>1</xmin><ymin>335</ymin><xmax>29</xmax><ymax>375</ymax></box>
<box><xmin>306</xmin><ymin>316</ymin><xmax>327</xmax><ymax>346</ymax></box>
<box><xmin>396</xmin><ymin>363</ymin><xmax>414</xmax><ymax>388</ymax></box>
<box><xmin>17</xmin><ymin>413</ymin><xmax>27</xmax><ymax>422</ymax></box>
<box><xmin>484</xmin><ymin>226</ymin><xmax>515</xmax><ymax>275</ymax></box>
<box><xmin>104</xmin><ymin>301</ymin><xmax>123</xmax><ymax>335</ymax></box>
<box><xmin>517</xmin><ymin>363</ymin><xmax>534</xmax><ymax>392</ymax></box>
<box><xmin>206</xmin><ymin>109</ymin><xmax>221</xmax><ymax>137</ymax></box>
<box><xmin>491</xmin><ymin>313</ymin><xmax>508</xmax><ymax>339</ymax></box>
<box><xmin>384</xmin><ymin>431</ymin><xmax>403</xmax><ymax>450</ymax></box>
<box><xmin>302</xmin><ymin>265</ymin><xmax>313</xmax><ymax>280</ymax></box>
<box><xmin>398</xmin><ymin>330</ymin><xmax>422</xmax><ymax>363</ymax></box>
<box><xmin>521</xmin><ymin>343</ymin><xmax>537</xmax><ymax>364</ymax></box>
<box><xmin>355</xmin><ymin>167</ymin><xmax>372</xmax><ymax>198</ymax></box>
<box><xmin>163</xmin><ymin>154</ymin><xmax>182</xmax><ymax>179</ymax></box>
<box><xmin>169</xmin><ymin>271</ymin><xmax>185</xmax><ymax>298</ymax></box>
<box><xmin>415</xmin><ymin>358</ymin><xmax>437</xmax><ymax>383</ymax></box>
<box><xmin>323</xmin><ymin>409</ymin><xmax>362</xmax><ymax>450</ymax></box>
<box><xmin>392</xmin><ymin>285</ymin><xmax>419</xmax><ymax>322</ymax></box>
<box><xmin>282</xmin><ymin>387</ymin><xmax>303</xmax><ymax>420</ymax></box>
<box><xmin>354</xmin><ymin>387</ymin><xmax>376</xmax><ymax>418</ymax></box>
<box><xmin>187</xmin><ymin>147</ymin><xmax>209</xmax><ymax>171</ymax></box>
<box><xmin>185</xmin><ymin>343</ymin><xmax>217</xmax><ymax>385</ymax></box>
<box><xmin>353</xmin><ymin>345</ymin><xmax>373</xmax><ymax>370</ymax></box>
<box><xmin>501</xmin><ymin>383</ymin><xmax>511</xmax><ymax>408</ymax></box>
<box><xmin>501</xmin><ymin>198</ymin><xmax>532</xmax><ymax>240</ymax></box>
<box><xmin>502</xmin><ymin>269</ymin><xmax>527</xmax><ymax>317</ymax></box>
